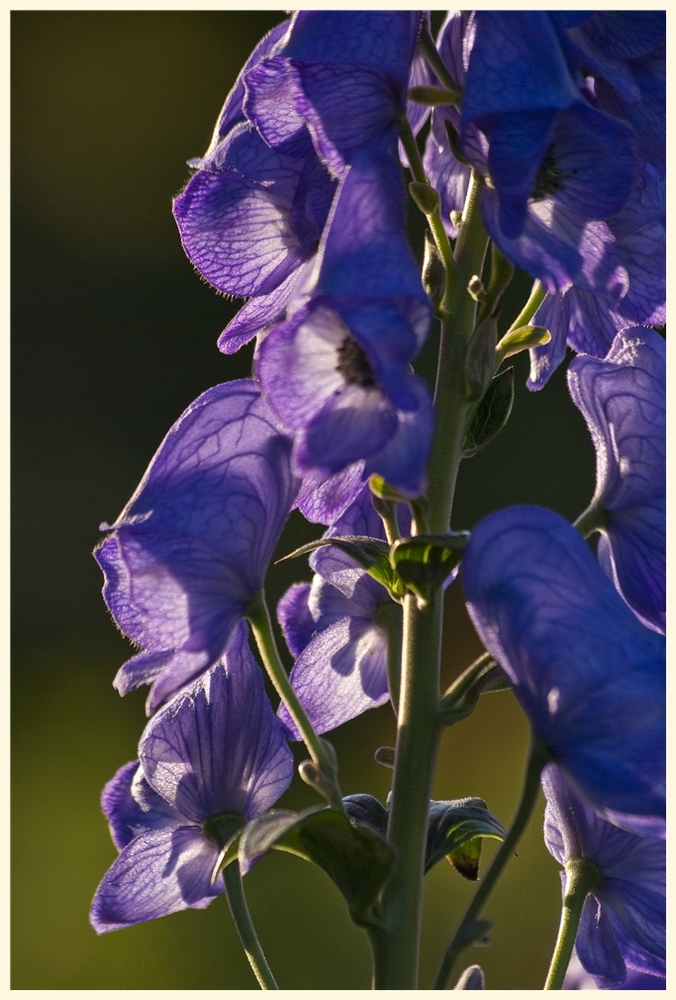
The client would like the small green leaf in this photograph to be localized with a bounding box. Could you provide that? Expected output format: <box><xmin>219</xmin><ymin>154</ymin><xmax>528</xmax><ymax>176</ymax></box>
<box><xmin>202</xmin><ymin>811</ymin><xmax>247</xmax><ymax>883</ymax></box>
<box><xmin>462</xmin><ymin>366</ymin><xmax>514</xmax><ymax>457</ymax></box>
<box><xmin>408</xmin><ymin>83</ymin><xmax>460</xmax><ymax>106</ymax></box>
<box><xmin>277</xmin><ymin>535</ymin><xmax>405</xmax><ymax>599</ymax></box>
<box><xmin>425</xmin><ymin>799</ymin><xmax>506</xmax><ymax>879</ymax></box>
<box><xmin>390</xmin><ymin>534</ymin><xmax>468</xmax><ymax>603</ymax></box>
<box><xmin>496</xmin><ymin>323</ymin><xmax>551</xmax><ymax>362</ymax></box>
<box><xmin>438</xmin><ymin>654</ymin><xmax>511</xmax><ymax>726</ymax></box>
<box><xmin>240</xmin><ymin>808</ymin><xmax>395</xmax><ymax>929</ymax></box>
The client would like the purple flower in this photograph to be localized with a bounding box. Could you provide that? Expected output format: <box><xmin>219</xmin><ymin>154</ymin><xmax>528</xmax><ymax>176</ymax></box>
<box><xmin>172</xmin><ymin>18</ymin><xmax>338</xmax><ymax>355</ymax></box>
<box><xmin>252</xmin><ymin>11</ymin><xmax>422</xmax><ymax>176</ymax></box>
<box><xmin>462</xmin><ymin>505</ymin><xmax>665</xmax><ymax>837</ymax></box>
<box><xmin>460</xmin><ymin>12</ymin><xmax>637</xmax><ymax>240</ymax></box>
<box><xmin>543</xmin><ymin>764</ymin><xmax>665</xmax><ymax>987</ymax></box>
<box><xmin>563</xmin><ymin>953</ymin><xmax>666</xmax><ymax>990</ymax></box>
<box><xmin>277</xmin><ymin>486</ymin><xmax>409</xmax><ymax>736</ymax></box>
<box><xmin>257</xmin><ymin>151</ymin><xmax>433</xmax><ymax>498</ymax></box>
<box><xmin>529</xmin><ymin>164</ymin><xmax>665</xmax><ymax>388</ymax></box>
<box><xmin>94</xmin><ymin>380</ymin><xmax>299</xmax><ymax>714</ymax></box>
<box><xmin>90</xmin><ymin>624</ymin><xmax>294</xmax><ymax>932</ymax></box>
<box><xmin>567</xmin><ymin>329</ymin><xmax>665</xmax><ymax>633</ymax></box>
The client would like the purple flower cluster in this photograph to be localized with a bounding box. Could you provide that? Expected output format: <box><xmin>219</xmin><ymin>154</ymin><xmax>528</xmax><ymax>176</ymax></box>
<box><xmin>91</xmin><ymin>12</ymin><xmax>664</xmax><ymax>989</ymax></box>
<box><xmin>421</xmin><ymin>11</ymin><xmax>665</xmax><ymax>387</ymax></box>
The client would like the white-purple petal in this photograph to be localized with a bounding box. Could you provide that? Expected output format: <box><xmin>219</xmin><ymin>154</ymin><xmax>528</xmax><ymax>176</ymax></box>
<box><xmin>90</xmin><ymin>826</ymin><xmax>222</xmax><ymax>933</ymax></box>
<box><xmin>139</xmin><ymin>623</ymin><xmax>293</xmax><ymax>824</ymax></box>
<box><xmin>95</xmin><ymin>380</ymin><xmax>299</xmax><ymax>711</ymax></box>
<box><xmin>278</xmin><ymin>617</ymin><xmax>389</xmax><ymax>738</ymax></box>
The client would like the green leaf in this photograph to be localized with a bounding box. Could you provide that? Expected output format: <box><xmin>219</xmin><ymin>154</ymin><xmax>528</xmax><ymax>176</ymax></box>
<box><xmin>425</xmin><ymin>799</ymin><xmax>506</xmax><ymax>880</ymax></box>
<box><xmin>390</xmin><ymin>533</ymin><xmax>468</xmax><ymax>604</ymax></box>
<box><xmin>438</xmin><ymin>653</ymin><xmax>511</xmax><ymax>726</ymax></box>
<box><xmin>240</xmin><ymin>808</ymin><xmax>395</xmax><ymax>929</ymax></box>
<box><xmin>462</xmin><ymin>366</ymin><xmax>514</xmax><ymax>457</ymax></box>
<box><xmin>202</xmin><ymin>811</ymin><xmax>247</xmax><ymax>883</ymax></box>
<box><xmin>277</xmin><ymin>535</ymin><xmax>406</xmax><ymax>599</ymax></box>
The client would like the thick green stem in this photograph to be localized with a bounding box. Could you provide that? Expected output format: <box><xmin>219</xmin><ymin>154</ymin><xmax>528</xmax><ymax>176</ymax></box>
<box><xmin>224</xmin><ymin>862</ymin><xmax>279</xmax><ymax>990</ymax></box>
<box><xmin>370</xmin><ymin>590</ymin><xmax>444</xmax><ymax>988</ymax></box>
<box><xmin>246</xmin><ymin>590</ymin><xmax>343</xmax><ymax>811</ymax></box>
<box><xmin>434</xmin><ymin>738</ymin><xmax>550</xmax><ymax>989</ymax></box>
<box><xmin>544</xmin><ymin>859</ymin><xmax>603</xmax><ymax>990</ymax></box>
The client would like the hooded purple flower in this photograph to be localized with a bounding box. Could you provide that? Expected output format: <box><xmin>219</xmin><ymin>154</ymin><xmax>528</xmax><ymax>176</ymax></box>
<box><xmin>543</xmin><ymin>764</ymin><xmax>665</xmax><ymax>988</ymax></box>
<box><xmin>567</xmin><ymin>329</ymin><xmax>665</xmax><ymax>633</ymax></box>
<box><xmin>246</xmin><ymin>11</ymin><xmax>422</xmax><ymax>176</ymax></box>
<box><xmin>95</xmin><ymin>380</ymin><xmax>299</xmax><ymax>714</ymax></box>
<box><xmin>460</xmin><ymin>12</ymin><xmax>637</xmax><ymax>240</ymax></box>
<box><xmin>91</xmin><ymin>624</ymin><xmax>294</xmax><ymax>933</ymax></box>
<box><xmin>277</xmin><ymin>486</ymin><xmax>411</xmax><ymax>736</ymax></box>
<box><xmin>528</xmin><ymin>164</ymin><xmax>665</xmax><ymax>388</ymax></box>
<box><xmin>172</xmin><ymin>18</ymin><xmax>338</xmax><ymax>355</ymax></box>
<box><xmin>462</xmin><ymin>506</ymin><xmax>665</xmax><ymax>837</ymax></box>
<box><xmin>257</xmin><ymin>150</ymin><xmax>433</xmax><ymax>498</ymax></box>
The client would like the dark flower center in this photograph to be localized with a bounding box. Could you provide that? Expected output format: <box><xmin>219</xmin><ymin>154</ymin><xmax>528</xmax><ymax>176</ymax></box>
<box><xmin>531</xmin><ymin>144</ymin><xmax>577</xmax><ymax>200</ymax></box>
<box><xmin>336</xmin><ymin>336</ymin><xmax>376</xmax><ymax>388</ymax></box>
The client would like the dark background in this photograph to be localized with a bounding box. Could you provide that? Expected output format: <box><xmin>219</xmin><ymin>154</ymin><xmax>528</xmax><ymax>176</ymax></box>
<box><xmin>12</xmin><ymin>12</ymin><xmax>596</xmax><ymax>989</ymax></box>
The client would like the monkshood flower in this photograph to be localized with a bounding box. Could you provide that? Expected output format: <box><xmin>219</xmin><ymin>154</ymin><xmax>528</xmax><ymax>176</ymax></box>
<box><xmin>173</xmin><ymin>17</ymin><xmax>338</xmax><ymax>355</ymax></box>
<box><xmin>543</xmin><ymin>764</ymin><xmax>665</xmax><ymax>987</ymax></box>
<box><xmin>258</xmin><ymin>150</ymin><xmax>433</xmax><ymax>498</ymax></box>
<box><xmin>246</xmin><ymin>11</ymin><xmax>423</xmax><ymax>177</ymax></box>
<box><xmin>460</xmin><ymin>12</ymin><xmax>638</xmax><ymax>240</ymax></box>
<box><xmin>94</xmin><ymin>380</ymin><xmax>299</xmax><ymax>714</ymax></box>
<box><xmin>562</xmin><ymin>12</ymin><xmax>665</xmax><ymax>176</ymax></box>
<box><xmin>91</xmin><ymin>624</ymin><xmax>294</xmax><ymax>932</ymax></box>
<box><xmin>462</xmin><ymin>505</ymin><xmax>665</xmax><ymax>837</ymax></box>
<box><xmin>528</xmin><ymin>164</ymin><xmax>665</xmax><ymax>388</ymax></box>
<box><xmin>568</xmin><ymin>328</ymin><xmax>665</xmax><ymax>634</ymax></box>
<box><xmin>277</xmin><ymin>485</ymin><xmax>413</xmax><ymax>736</ymax></box>
<box><xmin>563</xmin><ymin>952</ymin><xmax>666</xmax><ymax>990</ymax></box>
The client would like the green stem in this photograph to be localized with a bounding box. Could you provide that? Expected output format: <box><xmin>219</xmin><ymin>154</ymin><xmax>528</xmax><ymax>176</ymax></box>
<box><xmin>246</xmin><ymin>590</ymin><xmax>343</xmax><ymax>811</ymax></box>
<box><xmin>434</xmin><ymin>737</ymin><xmax>550</xmax><ymax>989</ymax></box>
<box><xmin>399</xmin><ymin>118</ymin><xmax>455</xmax><ymax>280</ymax></box>
<box><xmin>573</xmin><ymin>502</ymin><xmax>607</xmax><ymax>539</ymax></box>
<box><xmin>375</xmin><ymin>600</ymin><xmax>404</xmax><ymax>716</ymax></box>
<box><xmin>370</xmin><ymin>590</ymin><xmax>444</xmax><ymax>988</ymax></box>
<box><xmin>426</xmin><ymin>171</ymin><xmax>489</xmax><ymax>534</ymax></box>
<box><xmin>544</xmin><ymin>858</ymin><xmax>603</xmax><ymax>990</ymax></box>
<box><xmin>418</xmin><ymin>17</ymin><xmax>462</xmax><ymax>103</ymax></box>
<box><xmin>504</xmin><ymin>279</ymin><xmax>546</xmax><ymax>336</ymax></box>
<box><xmin>224</xmin><ymin>862</ymin><xmax>279</xmax><ymax>990</ymax></box>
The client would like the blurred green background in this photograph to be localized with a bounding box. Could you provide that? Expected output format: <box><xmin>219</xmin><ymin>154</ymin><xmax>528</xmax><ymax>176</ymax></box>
<box><xmin>11</xmin><ymin>12</ymin><xmax>597</xmax><ymax>990</ymax></box>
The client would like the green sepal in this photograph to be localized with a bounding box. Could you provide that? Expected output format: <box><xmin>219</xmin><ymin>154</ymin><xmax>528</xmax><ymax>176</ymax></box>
<box><xmin>278</xmin><ymin>535</ymin><xmax>406</xmax><ymax>599</ymax></box>
<box><xmin>390</xmin><ymin>533</ymin><xmax>468</xmax><ymax>604</ymax></box>
<box><xmin>438</xmin><ymin>653</ymin><xmax>511</xmax><ymax>726</ymax></box>
<box><xmin>202</xmin><ymin>811</ymin><xmax>247</xmax><ymax>883</ymax></box>
<box><xmin>239</xmin><ymin>807</ymin><xmax>395</xmax><ymax>929</ymax></box>
<box><xmin>425</xmin><ymin>798</ymin><xmax>506</xmax><ymax>880</ymax></box>
<box><xmin>462</xmin><ymin>366</ymin><xmax>514</xmax><ymax>458</ymax></box>
<box><xmin>496</xmin><ymin>324</ymin><xmax>551</xmax><ymax>362</ymax></box>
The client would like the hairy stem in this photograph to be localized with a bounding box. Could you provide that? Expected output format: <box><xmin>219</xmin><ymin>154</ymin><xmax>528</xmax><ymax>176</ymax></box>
<box><xmin>544</xmin><ymin>859</ymin><xmax>603</xmax><ymax>990</ymax></box>
<box><xmin>246</xmin><ymin>590</ymin><xmax>343</xmax><ymax>811</ymax></box>
<box><xmin>224</xmin><ymin>861</ymin><xmax>279</xmax><ymax>990</ymax></box>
